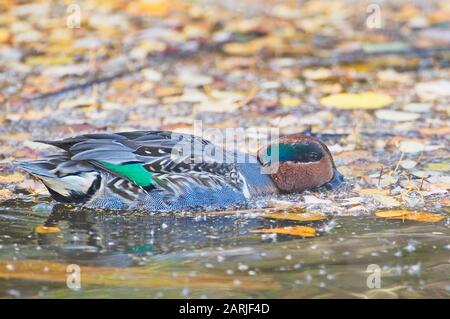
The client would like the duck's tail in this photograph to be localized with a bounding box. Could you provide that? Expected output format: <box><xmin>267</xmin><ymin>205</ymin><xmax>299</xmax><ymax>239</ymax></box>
<box><xmin>18</xmin><ymin>158</ymin><xmax>102</xmax><ymax>204</ymax></box>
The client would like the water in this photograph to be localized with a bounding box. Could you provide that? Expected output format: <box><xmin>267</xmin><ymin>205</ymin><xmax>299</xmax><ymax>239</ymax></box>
<box><xmin>0</xmin><ymin>199</ymin><xmax>449</xmax><ymax>298</ymax></box>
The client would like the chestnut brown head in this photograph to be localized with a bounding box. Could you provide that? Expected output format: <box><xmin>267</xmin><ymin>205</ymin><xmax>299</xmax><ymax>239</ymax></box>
<box><xmin>258</xmin><ymin>134</ymin><xmax>343</xmax><ymax>193</ymax></box>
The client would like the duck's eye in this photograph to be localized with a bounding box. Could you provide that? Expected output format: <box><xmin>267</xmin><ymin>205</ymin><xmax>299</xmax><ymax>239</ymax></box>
<box><xmin>308</xmin><ymin>152</ymin><xmax>320</xmax><ymax>161</ymax></box>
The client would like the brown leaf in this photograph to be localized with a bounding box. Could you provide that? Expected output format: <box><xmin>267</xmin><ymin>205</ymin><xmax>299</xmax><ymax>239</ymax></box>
<box><xmin>35</xmin><ymin>225</ymin><xmax>61</xmax><ymax>234</ymax></box>
<box><xmin>375</xmin><ymin>210</ymin><xmax>445</xmax><ymax>222</ymax></box>
<box><xmin>0</xmin><ymin>173</ymin><xmax>25</xmax><ymax>184</ymax></box>
<box><xmin>264</xmin><ymin>212</ymin><xmax>326</xmax><ymax>222</ymax></box>
<box><xmin>359</xmin><ymin>189</ymin><xmax>390</xmax><ymax>196</ymax></box>
<box><xmin>252</xmin><ymin>226</ymin><xmax>316</xmax><ymax>237</ymax></box>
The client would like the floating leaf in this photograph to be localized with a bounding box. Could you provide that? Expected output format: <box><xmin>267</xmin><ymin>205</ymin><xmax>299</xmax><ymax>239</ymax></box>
<box><xmin>320</xmin><ymin>92</ymin><xmax>393</xmax><ymax>110</ymax></box>
<box><xmin>263</xmin><ymin>212</ymin><xmax>326</xmax><ymax>222</ymax></box>
<box><xmin>252</xmin><ymin>226</ymin><xmax>316</xmax><ymax>237</ymax></box>
<box><xmin>375</xmin><ymin>210</ymin><xmax>408</xmax><ymax>218</ymax></box>
<box><xmin>35</xmin><ymin>225</ymin><xmax>61</xmax><ymax>234</ymax></box>
<box><xmin>375</xmin><ymin>210</ymin><xmax>445</xmax><ymax>222</ymax></box>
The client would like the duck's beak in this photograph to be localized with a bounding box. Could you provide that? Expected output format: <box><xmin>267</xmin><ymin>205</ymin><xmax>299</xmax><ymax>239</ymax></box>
<box><xmin>324</xmin><ymin>168</ymin><xmax>344</xmax><ymax>189</ymax></box>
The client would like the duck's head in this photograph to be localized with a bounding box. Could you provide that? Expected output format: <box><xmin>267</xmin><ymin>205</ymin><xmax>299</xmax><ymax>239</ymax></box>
<box><xmin>258</xmin><ymin>134</ymin><xmax>344</xmax><ymax>193</ymax></box>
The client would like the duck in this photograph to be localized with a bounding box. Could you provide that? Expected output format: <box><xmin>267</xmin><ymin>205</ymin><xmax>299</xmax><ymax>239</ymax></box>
<box><xmin>19</xmin><ymin>130</ymin><xmax>344</xmax><ymax>212</ymax></box>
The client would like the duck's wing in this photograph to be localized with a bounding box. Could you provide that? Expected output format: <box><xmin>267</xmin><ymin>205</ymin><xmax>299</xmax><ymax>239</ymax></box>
<box><xmin>38</xmin><ymin>131</ymin><xmax>245</xmax><ymax>197</ymax></box>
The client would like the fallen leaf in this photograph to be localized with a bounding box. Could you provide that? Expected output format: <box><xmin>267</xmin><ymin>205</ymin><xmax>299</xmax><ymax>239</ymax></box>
<box><xmin>359</xmin><ymin>189</ymin><xmax>390</xmax><ymax>196</ymax></box>
<box><xmin>375</xmin><ymin>210</ymin><xmax>445</xmax><ymax>222</ymax></box>
<box><xmin>0</xmin><ymin>189</ymin><xmax>13</xmax><ymax>200</ymax></box>
<box><xmin>302</xmin><ymin>67</ymin><xmax>333</xmax><ymax>80</ymax></box>
<box><xmin>375</xmin><ymin>110</ymin><xmax>420</xmax><ymax>122</ymax></box>
<box><xmin>0</xmin><ymin>132</ymin><xmax>31</xmax><ymax>141</ymax></box>
<box><xmin>375</xmin><ymin>210</ymin><xmax>408</xmax><ymax>218</ymax></box>
<box><xmin>0</xmin><ymin>173</ymin><xmax>25</xmax><ymax>184</ymax></box>
<box><xmin>252</xmin><ymin>226</ymin><xmax>316</xmax><ymax>237</ymax></box>
<box><xmin>0</xmin><ymin>28</ymin><xmax>10</xmax><ymax>43</ymax></box>
<box><xmin>372</xmin><ymin>195</ymin><xmax>401</xmax><ymax>207</ymax></box>
<box><xmin>263</xmin><ymin>212</ymin><xmax>326</xmax><ymax>222</ymax></box>
<box><xmin>58</xmin><ymin>96</ymin><xmax>96</xmax><ymax>109</ymax></box>
<box><xmin>320</xmin><ymin>92</ymin><xmax>393</xmax><ymax>110</ymax></box>
<box><xmin>419</xmin><ymin>126</ymin><xmax>450</xmax><ymax>136</ymax></box>
<box><xmin>403</xmin><ymin>103</ymin><xmax>431</xmax><ymax>113</ymax></box>
<box><xmin>363</xmin><ymin>42</ymin><xmax>411</xmax><ymax>54</ymax></box>
<box><xmin>334</xmin><ymin>150</ymin><xmax>372</xmax><ymax>165</ymax></box>
<box><xmin>426</xmin><ymin>163</ymin><xmax>450</xmax><ymax>172</ymax></box>
<box><xmin>127</xmin><ymin>0</ymin><xmax>171</xmax><ymax>17</ymax></box>
<box><xmin>415</xmin><ymin>80</ymin><xmax>450</xmax><ymax>100</ymax></box>
<box><xmin>280</xmin><ymin>97</ymin><xmax>302</xmax><ymax>107</ymax></box>
<box><xmin>34</xmin><ymin>225</ymin><xmax>61</xmax><ymax>234</ymax></box>
<box><xmin>399</xmin><ymin>159</ymin><xmax>417</xmax><ymax>169</ymax></box>
<box><xmin>398</xmin><ymin>141</ymin><xmax>444</xmax><ymax>153</ymax></box>
<box><xmin>25</xmin><ymin>55</ymin><xmax>74</xmax><ymax>65</ymax></box>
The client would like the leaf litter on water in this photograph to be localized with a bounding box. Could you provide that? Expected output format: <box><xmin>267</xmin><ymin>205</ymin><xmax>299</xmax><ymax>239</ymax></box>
<box><xmin>375</xmin><ymin>210</ymin><xmax>445</xmax><ymax>222</ymax></box>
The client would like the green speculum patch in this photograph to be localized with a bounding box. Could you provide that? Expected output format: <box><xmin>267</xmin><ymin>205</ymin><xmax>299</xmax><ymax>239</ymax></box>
<box><xmin>101</xmin><ymin>161</ymin><xmax>153</xmax><ymax>187</ymax></box>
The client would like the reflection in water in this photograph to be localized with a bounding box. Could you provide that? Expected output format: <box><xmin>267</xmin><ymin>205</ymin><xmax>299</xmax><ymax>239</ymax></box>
<box><xmin>0</xmin><ymin>200</ymin><xmax>449</xmax><ymax>298</ymax></box>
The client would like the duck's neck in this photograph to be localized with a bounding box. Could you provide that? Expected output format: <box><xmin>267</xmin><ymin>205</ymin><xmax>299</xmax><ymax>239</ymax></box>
<box><xmin>236</xmin><ymin>155</ymin><xmax>279</xmax><ymax>197</ymax></box>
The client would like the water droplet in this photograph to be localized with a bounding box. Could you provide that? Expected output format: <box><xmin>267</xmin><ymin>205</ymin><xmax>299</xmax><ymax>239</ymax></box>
<box><xmin>238</xmin><ymin>263</ymin><xmax>249</xmax><ymax>271</ymax></box>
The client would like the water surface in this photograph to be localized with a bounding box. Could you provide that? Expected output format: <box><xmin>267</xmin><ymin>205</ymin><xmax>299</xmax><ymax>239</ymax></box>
<box><xmin>0</xmin><ymin>199</ymin><xmax>449</xmax><ymax>298</ymax></box>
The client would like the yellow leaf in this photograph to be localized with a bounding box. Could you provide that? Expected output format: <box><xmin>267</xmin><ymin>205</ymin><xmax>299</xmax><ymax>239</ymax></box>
<box><xmin>26</xmin><ymin>55</ymin><xmax>74</xmax><ymax>66</ymax></box>
<box><xmin>0</xmin><ymin>28</ymin><xmax>10</xmax><ymax>43</ymax></box>
<box><xmin>35</xmin><ymin>225</ymin><xmax>61</xmax><ymax>234</ymax></box>
<box><xmin>320</xmin><ymin>92</ymin><xmax>393</xmax><ymax>110</ymax></box>
<box><xmin>223</xmin><ymin>41</ymin><xmax>261</xmax><ymax>56</ymax></box>
<box><xmin>223</xmin><ymin>37</ymin><xmax>283</xmax><ymax>56</ymax></box>
<box><xmin>252</xmin><ymin>226</ymin><xmax>316</xmax><ymax>237</ymax></box>
<box><xmin>359</xmin><ymin>188</ymin><xmax>390</xmax><ymax>196</ymax></box>
<box><xmin>0</xmin><ymin>173</ymin><xmax>25</xmax><ymax>184</ymax></box>
<box><xmin>264</xmin><ymin>212</ymin><xmax>326</xmax><ymax>222</ymax></box>
<box><xmin>280</xmin><ymin>97</ymin><xmax>302</xmax><ymax>107</ymax></box>
<box><xmin>302</xmin><ymin>67</ymin><xmax>333</xmax><ymax>80</ymax></box>
<box><xmin>426</xmin><ymin>163</ymin><xmax>450</xmax><ymax>172</ymax></box>
<box><xmin>0</xmin><ymin>189</ymin><xmax>12</xmax><ymax>200</ymax></box>
<box><xmin>375</xmin><ymin>210</ymin><xmax>445</xmax><ymax>222</ymax></box>
<box><xmin>372</xmin><ymin>195</ymin><xmax>401</xmax><ymax>207</ymax></box>
<box><xmin>128</xmin><ymin>0</ymin><xmax>171</xmax><ymax>17</ymax></box>
<box><xmin>375</xmin><ymin>210</ymin><xmax>408</xmax><ymax>218</ymax></box>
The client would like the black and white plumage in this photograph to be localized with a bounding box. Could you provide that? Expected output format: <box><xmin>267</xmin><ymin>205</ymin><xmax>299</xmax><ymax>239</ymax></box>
<box><xmin>20</xmin><ymin>131</ymin><xmax>276</xmax><ymax>211</ymax></box>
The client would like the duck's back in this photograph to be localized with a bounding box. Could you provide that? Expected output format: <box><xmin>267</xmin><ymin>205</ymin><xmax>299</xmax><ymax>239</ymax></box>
<box><xmin>20</xmin><ymin>131</ymin><xmax>269</xmax><ymax>212</ymax></box>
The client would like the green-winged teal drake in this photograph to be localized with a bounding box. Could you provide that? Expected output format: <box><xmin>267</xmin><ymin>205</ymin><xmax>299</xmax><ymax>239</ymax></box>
<box><xmin>19</xmin><ymin>131</ymin><xmax>343</xmax><ymax>212</ymax></box>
